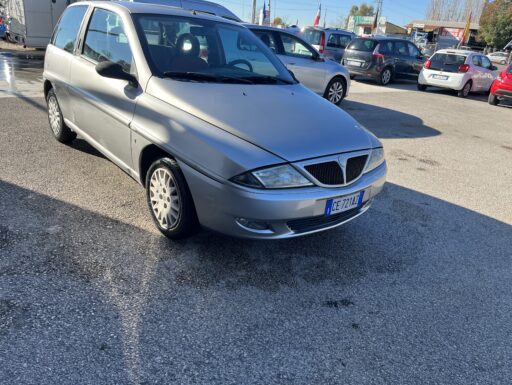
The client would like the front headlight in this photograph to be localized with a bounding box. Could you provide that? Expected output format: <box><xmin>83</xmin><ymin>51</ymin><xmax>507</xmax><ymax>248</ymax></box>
<box><xmin>364</xmin><ymin>147</ymin><xmax>385</xmax><ymax>173</ymax></box>
<box><xmin>231</xmin><ymin>164</ymin><xmax>313</xmax><ymax>189</ymax></box>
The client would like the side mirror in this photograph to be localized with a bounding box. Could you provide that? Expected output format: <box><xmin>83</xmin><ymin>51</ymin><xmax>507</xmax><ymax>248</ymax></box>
<box><xmin>96</xmin><ymin>61</ymin><xmax>138</xmax><ymax>86</ymax></box>
<box><xmin>490</xmin><ymin>65</ymin><xmax>498</xmax><ymax>71</ymax></box>
<box><xmin>288</xmin><ymin>69</ymin><xmax>299</xmax><ymax>83</ymax></box>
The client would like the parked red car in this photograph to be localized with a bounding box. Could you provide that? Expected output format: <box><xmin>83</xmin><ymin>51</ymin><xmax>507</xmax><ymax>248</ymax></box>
<box><xmin>489</xmin><ymin>64</ymin><xmax>512</xmax><ymax>106</ymax></box>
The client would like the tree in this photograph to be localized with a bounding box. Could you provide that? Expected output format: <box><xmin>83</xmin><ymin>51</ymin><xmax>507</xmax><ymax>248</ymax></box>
<box><xmin>272</xmin><ymin>17</ymin><xmax>283</xmax><ymax>26</ymax></box>
<box><xmin>426</xmin><ymin>0</ymin><xmax>486</xmax><ymax>22</ymax></box>
<box><xmin>479</xmin><ymin>0</ymin><xmax>512</xmax><ymax>49</ymax></box>
<box><xmin>346</xmin><ymin>3</ymin><xmax>375</xmax><ymax>28</ymax></box>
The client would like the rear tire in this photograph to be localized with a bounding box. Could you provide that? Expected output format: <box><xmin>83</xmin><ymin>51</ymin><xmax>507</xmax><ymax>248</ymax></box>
<box><xmin>488</xmin><ymin>93</ymin><xmax>499</xmax><ymax>106</ymax></box>
<box><xmin>376</xmin><ymin>67</ymin><xmax>393</xmax><ymax>86</ymax></box>
<box><xmin>457</xmin><ymin>81</ymin><xmax>472</xmax><ymax>98</ymax></box>
<box><xmin>324</xmin><ymin>76</ymin><xmax>346</xmax><ymax>105</ymax></box>
<box><xmin>417</xmin><ymin>83</ymin><xmax>427</xmax><ymax>91</ymax></box>
<box><xmin>145</xmin><ymin>157</ymin><xmax>198</xmax><ymax>239</ymax></box>
<box><xmin>46</xmin><ymin>88</ymin><xmax>76</xmax><ymax>143</ymax></box>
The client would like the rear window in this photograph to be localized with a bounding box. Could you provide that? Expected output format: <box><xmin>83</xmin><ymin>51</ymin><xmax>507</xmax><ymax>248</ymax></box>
<box><xmin>347</xmin><ymin>39</ymin><xmax>377</xmax><ymax>52</ymax></box>
<box><xmin>429</xmin><ymin>53</ymin><xmax>467</xmax><ymax>73</ymax></box>
<box><xmin>301</xmin><ymin>29</ymin><xmax>323</xmax><ymax>45</ymax></box>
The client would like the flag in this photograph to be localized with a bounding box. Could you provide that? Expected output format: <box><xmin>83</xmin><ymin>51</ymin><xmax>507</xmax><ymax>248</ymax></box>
<box><xmin>461</xmin><ymin>11</ymin><xmax>472</xmax><ymax>45</ymax></box>
<box><xmin>313</xmin><ymin>3</ymin><xmax>321</xmax><ymax>27</ymax></box>
<box><xmin>258</xmin><ymin>1</ymin><xmax>266</xmax><ymax>25</ymax></box>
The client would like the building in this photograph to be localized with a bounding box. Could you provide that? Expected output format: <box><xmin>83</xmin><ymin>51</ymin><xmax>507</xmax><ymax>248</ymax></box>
<box><xmin>406</xmin><ymin>19</ymin><xmax>480</xmax><ymax>49</ymax></box>
<box><xmin>346</xmin><ymin>15</ymin><xmax>407</xmax><ymax>37</ymax></box>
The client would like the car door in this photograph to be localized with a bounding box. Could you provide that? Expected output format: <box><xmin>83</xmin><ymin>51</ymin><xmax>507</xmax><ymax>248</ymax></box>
<box><xmin>68</xmin><ymin>7</ymin><xmax>141</xmax><ymax>170</ymax></box>
<box><xmin>276</xmin><ymin>32</ymin><xmax>327</xmax><ymax>94</ymax></box>
<box><xmin>407</xmin><ymin>42</ymin><xmax>424</xmax><ymax>78</ymax></box>
<box><xmin>479</xmin><ymin>55</ymin><xmax>497</xmax><ymax>91</ymax></box>
<box><xmin>471</xmin><ymin>55</ymin><xmax>484</xmax><ymax>91</ymax></box>
<box><xmin>44</xmin><ymin>4</ymin><xmax>89</xmax><ymax>120</ymax></box>
<box><xmin>393</xmin><ymin>40</ymin><xmax>410</xmax><ymax>79</ymax></box>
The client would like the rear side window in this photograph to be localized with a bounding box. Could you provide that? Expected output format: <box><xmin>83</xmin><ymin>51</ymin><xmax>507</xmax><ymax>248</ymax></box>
<box><xmin>429</xmin><ymin>53</ymin><xmax>467</xmax><ymax>73</ymax></box>
<box><xmin>338</xmin><ymin>34</ymin><xmax>352</xmax><ymax>48</ymax></box>
<box><xmin>347</xmin><ymin>39</ymin><xmax>377</xmax><ymax>52</ymax></box>
<box><xmin>301</xmin><ymin>29</ymin><xmax>323</xmax><ymax>45</ymax></box>
<box><xmin>52</xmin><ymin>5</ymin><xmax>88</xmax><ymax>53</ymax></box>
<box><xmin>378</xmin><ymin>41</ymin><xmax>394</xmax><ymax>54</ymax></box>
<box><xmin>472</xmin><ymin>55</ymin><xmax>481</xmax><ymax>66</ymax></box>
<box><xmin>83</xmin><ymin>8</ymin><xmax>133</xmax><ymax>73</ymax></box>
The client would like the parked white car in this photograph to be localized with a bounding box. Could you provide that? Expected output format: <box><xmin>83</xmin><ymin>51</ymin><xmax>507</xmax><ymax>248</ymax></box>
<box><xmin>487</xmin><ymin>51</ymin><xmax>509</xmax><ymax>65</ymax></box>
<box><xmin>417</xmin><ymin>49</ymin><xmax>497</xmax><ymax>97</ymax></box>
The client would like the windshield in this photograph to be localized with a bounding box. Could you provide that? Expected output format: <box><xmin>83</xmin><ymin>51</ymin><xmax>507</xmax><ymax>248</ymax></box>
<box><xmin>346</xmin><ymin>39</ymin><xmax>377</xmax><ymax>52</ymax></box>
<box><xmin>133</xmin><ymin>14</ymin><xmax>295</xmax><ymax>84</ymax></box>
<box><xmin>429</xmin><ymin>53</ymin><xmax>467</xmax><ymax>73</ymax></box>
<box><xmin>301</xmin><ymin>28</ymin><xmax>323</xmax><ymax>45</ymax></box>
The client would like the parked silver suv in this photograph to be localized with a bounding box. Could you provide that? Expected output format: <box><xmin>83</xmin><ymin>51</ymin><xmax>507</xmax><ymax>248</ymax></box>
<box><xmin>44</xmin><ymin>1</ymin><xmax>387</xmax><ymax>239</ymax></box>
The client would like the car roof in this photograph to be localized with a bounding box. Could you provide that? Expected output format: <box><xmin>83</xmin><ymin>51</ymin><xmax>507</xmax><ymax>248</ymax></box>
<box><xmin>70</xmin><ymin>0</ymin><xmax>240</xmax><ymax>24</ymax></box>
<box><xmin>303</xmin><ymin>26</ymin><xmax>354</xmax><ymax>33</ymax></box>
<box><xmin>352</xmin><ymin>36</ymin><xmax>410</xmax><ymax>42</ymax></box>
<box><xmin>435</xmin><ymin>48</ymin><xmax>475</xmax><ymax>55</ymax></box>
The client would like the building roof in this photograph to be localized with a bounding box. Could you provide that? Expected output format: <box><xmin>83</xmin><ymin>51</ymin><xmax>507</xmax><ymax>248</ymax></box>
<box><xmin>407</xmin><ymin>19</ymin><xmax>480</xmax><ymax>30</ymax></box>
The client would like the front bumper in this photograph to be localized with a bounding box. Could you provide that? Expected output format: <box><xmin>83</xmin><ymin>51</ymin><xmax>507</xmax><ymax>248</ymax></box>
<box><xmin>491</xmin><ymin>82</ymin><xmax>512</xmax><ymax>99</ymax></box>
<box><xmin>180</xmin><ymin>161</ymin><xmax>387</xmax><ymax>239</ymax></box>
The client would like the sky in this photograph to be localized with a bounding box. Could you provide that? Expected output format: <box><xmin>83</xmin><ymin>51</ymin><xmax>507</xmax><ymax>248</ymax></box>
<box><xmin>215</xmin><ymin>0</ymin><xmax>428</xmax><ymax>28</ymax></box>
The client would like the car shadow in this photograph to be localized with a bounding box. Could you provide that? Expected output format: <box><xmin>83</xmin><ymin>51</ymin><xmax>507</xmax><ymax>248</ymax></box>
<box><xmin>342</xmin><ymin>99</ymin><xmax>441</xmax><ymax>139</ymax></box>
<box><xmin>1</xmin><ymin>178</ymin><xmax>511</xmax><ymax>384</ymax></box>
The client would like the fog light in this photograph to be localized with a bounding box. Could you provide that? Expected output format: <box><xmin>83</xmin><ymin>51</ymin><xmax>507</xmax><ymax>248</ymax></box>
<box><xmin>236</xmin><ymin>218</ymin><xmax>270</xmax><ymax>231</ymax></box>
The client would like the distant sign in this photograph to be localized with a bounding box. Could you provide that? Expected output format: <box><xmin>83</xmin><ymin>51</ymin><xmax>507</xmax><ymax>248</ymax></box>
<box><xmin>440</xmin><ymin>27</ymin><xmax>464</xmax><ymax>40</ymax></box>
<box><xmin>413</xmin><ymin>23</ymin><xmax>425</xmax><ymax>28</ymax></box>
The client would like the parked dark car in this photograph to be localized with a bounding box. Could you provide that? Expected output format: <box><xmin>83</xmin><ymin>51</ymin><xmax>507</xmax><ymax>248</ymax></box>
<box><xmin>300</xmin><ymin>27</ymin><xmax>356</xmax><ymax>62</ymax></box>
<box><xmin>342</xmin><ymin>37</ymin><xmax>425</xmax><ymax>85</ymax></box>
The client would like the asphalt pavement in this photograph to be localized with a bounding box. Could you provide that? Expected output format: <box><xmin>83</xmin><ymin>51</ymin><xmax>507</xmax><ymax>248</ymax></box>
<box><xmin>0</xmin><ymin>54</ymin><xmax>511</xmax><ymax>385</ymax></box>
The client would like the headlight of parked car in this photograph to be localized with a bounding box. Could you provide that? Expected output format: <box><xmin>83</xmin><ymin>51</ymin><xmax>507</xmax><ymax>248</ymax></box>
<box><xmin>364</xmin><ymin>147</ymin><xmax>385</xmax><ymax>173</ymax></box>
<box><xmin>231</xmin><ymin>164</ymin><xmax>313</xmax><ymax>189</ymax></box>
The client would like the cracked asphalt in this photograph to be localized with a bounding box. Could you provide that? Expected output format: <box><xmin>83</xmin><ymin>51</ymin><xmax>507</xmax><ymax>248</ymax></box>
<box><xmin>0</xmin><ymin>54</ymin><xmax>511</xmax><ymax>384</ymax></box>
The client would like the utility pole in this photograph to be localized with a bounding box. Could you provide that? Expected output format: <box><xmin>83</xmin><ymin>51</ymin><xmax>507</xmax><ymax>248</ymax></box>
<box><xmin>251</xmin><ymin>0</ymin><xmax>256</xmax><ymax>23</ymax></box>
<box><xmin>375</xmin><ymin>0</ymin><xmax>383</xmax><ymax>34</ymax></box>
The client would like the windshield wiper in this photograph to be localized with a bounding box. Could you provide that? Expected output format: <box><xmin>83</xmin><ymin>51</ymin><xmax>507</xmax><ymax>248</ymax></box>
<box><xmin>244</xmin><ymin>75</ymin><xmax>296</xmax><ymax>85</ymax></box>
<box><xmin>163</xmin><ymin>71</ymin><xmax>254</xmax><ymax>84</ymax></box>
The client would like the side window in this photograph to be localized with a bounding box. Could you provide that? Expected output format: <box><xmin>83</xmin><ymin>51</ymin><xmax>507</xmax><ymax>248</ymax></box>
<box><xmin>379</xmin><ymin>41</ymin><xmax>393</xmax><ymax>55</ymax></box>
<box><xmin>394</xmin><ymin>41</ymin><xmax>408</xmax><ymax>56</ymax></box>
<box><xmin>480</xmin><ymin>56</ymin><xmax>492</xmax><ymax>69</ymax></box>
<box><xmin>83</xmin><ymin>8</ymin><xmax>133</xmax><ymax>73</ymax></box>
<box><xmin>254</xmin><ymin>31</ymin><xmax>278</xmax><ymax>53</ymax></box>
<box><xmin>472</xmin><ymin>55</ymin><xmax>481</xmax><ymax>67</ymax></box>
<box><xmin>281</xmin><ymin>34</ymin><xmax>314</xmax><ymax>59</ymax></box>
<box><xmin>339</xmin><ymin>35</ymin><xmax>352</xmax><ymax>48</ymax></box>
<box><xmin>408</xmin><ymin>43</ymin><xmax>421</xmax><ymax>57</ymax></box>
<box><xmin>52</xmin><ymin>5</ymin><xmax>88</xmax><ymax>53</ymax></box>
<box><xmin>327</xmin><ymin>34</ymin><xmax>338</xmax><ymax>48</ymax></box>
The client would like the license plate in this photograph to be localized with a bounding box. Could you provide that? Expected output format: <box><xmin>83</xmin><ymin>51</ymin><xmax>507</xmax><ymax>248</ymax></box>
<box><xmin>325</xmin><ymin>191</ymin><xmax>365</xmax><ymax>216</ymax></box>
<box><xmin>347</xmin><ymin>60</ymin><xmax>361</xmax><ymax>67</ymax></box>
<box><xmin>432</xmin><ymin>74</ymin><xmax>449</xmax><ymax>80</ymax></box>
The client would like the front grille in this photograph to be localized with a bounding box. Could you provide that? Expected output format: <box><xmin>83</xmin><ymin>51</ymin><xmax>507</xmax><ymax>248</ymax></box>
<box><xmin>304</xmin><ymin>161</ymin><xmax>344</xmax><ymax>185</ymax></box>
<box><xmin>345</xmin><ymin>155</ymin><xmax>368</xmax><ymax>183</ymax></box>
<box><xmin>287</xmin><ymin>205</ymin><xmax>365</xmax><ymax>234</ymax></box>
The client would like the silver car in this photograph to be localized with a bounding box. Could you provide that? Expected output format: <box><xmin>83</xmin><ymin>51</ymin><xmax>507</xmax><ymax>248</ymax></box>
<box><xmin>248</xmin><ymin>25</ymin><xmax>351</xmax><ymax>105</ymax></box>
<box><xmin>44</xmin><ymin>1</ymin><xmax>387</xmax><ymax>239</ymax></box>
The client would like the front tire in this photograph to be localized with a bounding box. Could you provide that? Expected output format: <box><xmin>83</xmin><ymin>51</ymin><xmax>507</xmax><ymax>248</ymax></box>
<box><xmin>46</xmin><ymin>88</ymin><xmax>76</xmax><ymax>143</ymax></box>
<box><xmin>324</xmin><ymin>76</ymin><xmax>346</xmax><ymax>105</ymax></box>
<box><xmin>488</xmin><ymin>93</ymin><xmax>499</xmax><ymax>106</ymax></box>
<box><xmin>457</xmin><ymin>81</ymin><xmax>472</xmax><ymax>98</ymax></box>
<box><xmin>145</xmin><ymin>158</ymin><xmax>198</xmax><ymax>239</ymax></box>
<box><xmin>376</xmin><ymin>67</ymin><xmax>392</xmax><ymax>86</ymax></box>
<box><xmin>417</xmin><ymin>83</ymin><xmax>427</xmax><ymax>91</ymax></box>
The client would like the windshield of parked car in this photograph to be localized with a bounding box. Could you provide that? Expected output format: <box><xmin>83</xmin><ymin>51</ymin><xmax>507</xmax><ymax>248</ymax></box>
<box><xmin>429</xmin><ymin>53</ymin><xmax>467</xmax><ymax>73</ymax></box>
<box><xmin>133</xmin><ymin>14</ymin><xmax>295</xmax><ymax>84</ymax></box>
<box><xmin>346</xmin><ymin>39</ymin><xmax>377</xmax><ymax>52</ymax></box>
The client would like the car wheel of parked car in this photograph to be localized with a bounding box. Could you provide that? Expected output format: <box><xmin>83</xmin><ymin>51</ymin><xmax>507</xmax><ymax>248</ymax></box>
<box><xmin>457</xmin><ymin>81</ymin><xmax>472</xmax><ymax>98</ymax></box>
<box><xmin>324</xmin><ymin>77</ymin><xmax>346</xmax><ymax>105</ymax></box>
<box><xmin>501</xmin><ymin>59</ymin><xmax>507</xmax><ymax>65</ymax></box>
<box><xmin>417</xmin><ymin>84</ymin><xmax>427</xmax><ymax>91</ymax></box>
<box><xmin>377</xmin><ymin>68</ymin><xmax>392</xmax><ymax>86</ymax></box>
<box><xmin>488</xmin><ymin>93</ymin><xmax>499</xmax><ymax>106</ymax></box>
<box><xmin>145</xmin><ymin>157</ymin><xmax>198</xmax><ymax>239</ymax></box>
<box><xmin>46</xmin><ymin>89</ymin><xmax>76</xmax><ymax>143</ymax></box>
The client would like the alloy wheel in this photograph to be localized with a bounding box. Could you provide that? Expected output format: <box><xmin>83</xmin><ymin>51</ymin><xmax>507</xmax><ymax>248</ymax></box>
<box><xmin>149</xmin><ymin>167</ymin><xmax>181</xmax><ymax>229</ymax></box>
<box><xmin>382</xmin><ymin>69</ymin><xmax>391</xmax><ymax>85</ymax></box>
<box><xmin>48</xmin><ymin>96</ymin><xmax>62</xmax><ymax>136</ymax></box>
<box><xmin>328</xmin><ymin>81</ymin><xmax>344</xmax><ymax>104</ymax></box>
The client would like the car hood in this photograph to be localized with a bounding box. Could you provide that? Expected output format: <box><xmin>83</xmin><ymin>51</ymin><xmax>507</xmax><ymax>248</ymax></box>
<box><xmin>146</xmin><ymin>78</ymin><xmax>374</xmax><ymax>162</ymax></box>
